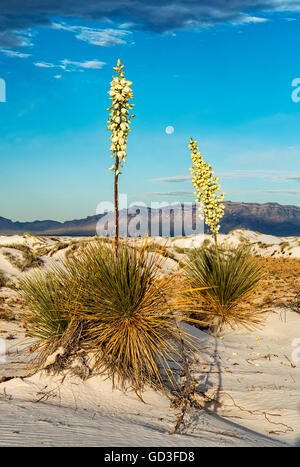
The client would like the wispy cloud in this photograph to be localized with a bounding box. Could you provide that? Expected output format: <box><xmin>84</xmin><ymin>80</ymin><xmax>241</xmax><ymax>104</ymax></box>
<box><xmin>151</xmin><ymin>175</ymin><xmax>192</xmax><ymax>183</ymax></box>
<box><xmin>262</xmin><ymin>189</ymin><xmax>300</xmax><ymax>194</ymax></box>
<box><xmin>134</xmin><ymin>190</ymin><xmax>194</xmax><ymax>198</ymax></box>
<box><xmin>52</xmin><ymin>23</ymin><xmax>131</xmax><ymax>47</ymax></box>
<box><xmin>151</xmin><ymin>170</ymin><xmax>300</xmax><ymax>183</ymax></box>
<box><xmin>231</xmin><ymin>15</ymin><xmax>269</xmax><ymax>25</ymax></box>
<box><xmin>219</xmin><ymin>170</ymin><xmax>300</xmax><ymax>181</ymax></box>
<box><xmin>0</xmin><ymin>29</ymin><xmax>33</xmax><ymax>48</ymax></box>
<box><xmin>0</xmin><ymin>48</ymin><xmax>31</xmax><ymax>58</ymax></box>
<box><xmin>118</xmin><ymin>22</ymin><xmax>136</xmax><ymax>30</ymax></box>
<box><xmin>60</xmin><ymin>59</ymin><xmax>106</xmax><ymax>70</ymax></box>
<box><xmin>34</xmin><ymin>61</ymin><xmax>56</xmax><ymax>68</ymax></box>
<box><xmin>34</xmin><ymin>58</ymin><xmax>106</xmax><ymax>72</ymax></box>
<box><xmin>136</xmin><ymin>187</ymin><xmax>300</xmax><ymax>199</ymax></box>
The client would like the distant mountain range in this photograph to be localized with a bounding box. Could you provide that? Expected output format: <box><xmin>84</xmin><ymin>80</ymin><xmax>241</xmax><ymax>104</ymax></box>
<box><xmin>1</xmin><ymin>201</ymin><xmax>300</xmax><ymax>237</ymax></box>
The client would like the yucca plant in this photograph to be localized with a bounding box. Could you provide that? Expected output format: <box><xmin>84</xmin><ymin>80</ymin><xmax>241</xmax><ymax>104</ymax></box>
<box><xmin>20</xmin><ymin>269</ymin><xmax>85</xmax><ymax>370</ymax></box>
<box><xmin>185</xmin><ymin>245</ymin><xmax>264</xmax><ymax>329</ymax></box>
<box><xmin>20</xmin><ymin>240</ymin><xmax>209</xmax><ymax>389</ymax></box>
<box><xmin>62</xmin><ymin>240</ymin><xmax>211</xmax><ymax>389</ymax></box>
<box><xmin>187</xmin><ymin>138</ymin><xmax>263</xmax><ymax>329</ymax></box>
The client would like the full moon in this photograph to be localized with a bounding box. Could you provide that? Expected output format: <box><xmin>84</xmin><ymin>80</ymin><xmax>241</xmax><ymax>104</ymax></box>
<box><xmin>165</xmin><ymin>126</ymin><xmax>174</xmax><ymax>135</ymax></box>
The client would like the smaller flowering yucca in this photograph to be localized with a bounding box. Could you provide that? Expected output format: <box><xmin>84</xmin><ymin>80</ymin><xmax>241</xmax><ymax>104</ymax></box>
<box><xmin>186</xmin><ymin>138</ymin><xmax>263</xmax><ymax>329</ymax></box>
<box><xmin>189</xmin><ymin>137</ymin><xmax>225</xmax><ymax>235</ymax></box>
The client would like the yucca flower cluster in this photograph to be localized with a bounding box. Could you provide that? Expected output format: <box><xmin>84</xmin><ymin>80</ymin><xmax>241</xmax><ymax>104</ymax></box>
<box><xmin>107</xmin><ymin>59</ymin><xmax>134</xmax><ymax>174</ymax></box>
<box><xmin>189</xmin><ymin>137</ymin><xmax>225</xmax><ymax>234</ymax></box>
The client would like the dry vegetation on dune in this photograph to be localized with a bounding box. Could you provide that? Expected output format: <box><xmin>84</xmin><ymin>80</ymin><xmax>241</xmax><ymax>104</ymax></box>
<box><xmin>0</xmin><ymin>271</ymin><xmax>7</xmax><ymax>287</ymax></box>
<box><xmin>244</xmin><ymin>257</ymin><xmax>300</xmax><ymax>310</ymax></box>
<box><xmin>1</xmin><ymin>244</ymin><xmax>42</xmax><ymax>271</ymax></box>
<box><xmin>0</xmin><ymin>297</ymin><xmax>15</xmax><ymax>321</ymax></box>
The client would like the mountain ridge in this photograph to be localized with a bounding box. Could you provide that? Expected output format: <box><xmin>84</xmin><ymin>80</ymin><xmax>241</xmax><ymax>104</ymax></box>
<box><xmin>1</xmin><ymin>201</ymin><xmax>300</xmax><ymax>237</ymax></box>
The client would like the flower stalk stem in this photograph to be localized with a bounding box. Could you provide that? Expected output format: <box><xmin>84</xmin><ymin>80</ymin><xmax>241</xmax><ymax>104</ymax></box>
<box><xmin>114</xmin><ymin>156</ymin><xmax>119</xmax><ymax>257</ymax></box>
<box><xmin>213</xmin><ymin>231</ymin><xmax>221</xmax><ymax>270</ymax></box>
<box><xmin>107</xmin><ymin>59</ymin><xmax>134</xmax><ymax>257</ymax></box>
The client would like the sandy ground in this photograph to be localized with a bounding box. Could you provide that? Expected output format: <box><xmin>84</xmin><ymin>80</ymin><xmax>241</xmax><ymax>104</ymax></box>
<box><xmin>0</xmin><ymin>231</ymin><xmax>299</xmax><ymax>447</ymax></box>
<box><xmin>0</xmin><ymin>309</ymin><xmax>299</xmax><ymax>447</ymax></box>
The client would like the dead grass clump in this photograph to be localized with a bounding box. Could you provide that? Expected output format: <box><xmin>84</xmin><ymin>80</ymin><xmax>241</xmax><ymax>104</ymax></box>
<box><xmin>0</xmin><ymin>271</ymin><xmax>7</xmax><ymax>287</ymax></box>
<box><xmin>147</xmin><ymin>240</ymin><xmax>177</xmax><ymax>261</ymax></box>
<box><xmin>293</xmin><ymin>292</ymin><xmax>300</xmax><ymax>314</ymax></box>
<box><xmin>48</xmin><ymin>241</ymin><xmax>71</xmax><ymax>256</ymax></box>
<box><xmin>0</xmin><ymin>308</ymin><xmax>15</xmax><ymax>321</ymax></box>
<box><xmin>1</xmin><ymin>244</ymin><xmax>42</xmax><ymax>271</ymax></box>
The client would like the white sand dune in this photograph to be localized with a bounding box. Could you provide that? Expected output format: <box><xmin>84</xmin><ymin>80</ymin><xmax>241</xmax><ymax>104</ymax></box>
<box><xmin>0</xmin><ymin>310</ymin><xmax>299</xmax><ymax>447</ymax></box>
<box><xmin>170</xmin><ymin>229</ymin><xmax>300</xmax><ymax>258</ymax></box>
<box><xmin>0</xmin><ymin>230</ymin><xmax>299</xmax><ymax>287</ymax></box>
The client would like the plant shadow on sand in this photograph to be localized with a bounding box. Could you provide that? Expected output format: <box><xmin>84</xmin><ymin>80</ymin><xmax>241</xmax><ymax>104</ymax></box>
<box><xmin>163</xmin><ymin>321</ymin><xmax>297</xmax><ymax>446</ymax></box>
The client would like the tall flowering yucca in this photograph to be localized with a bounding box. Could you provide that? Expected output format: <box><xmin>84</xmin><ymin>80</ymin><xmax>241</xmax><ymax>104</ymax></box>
<box><xmin>189</xmin><ymin>137</ymin><xmax>225</xmax><ymax>260</ymax></box>
<box><xmin>107</xmin><ymin>59</ymin><xmax>134</xmax><ymax>255</ymax></box>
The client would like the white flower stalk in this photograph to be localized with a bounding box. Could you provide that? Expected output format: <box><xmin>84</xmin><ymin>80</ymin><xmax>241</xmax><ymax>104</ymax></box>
<box><xmin>189</xmin><ymin>137</ymin><xmax>225</xmax><ymax>235</ymax></box>
<box><xmin>107</xmin><ymin>58</ymin><xmax>134</xmax><ymax>175</ymax></box>
<box><xmin>107</xmin><ymin>59</ymin><xmax>134</xmax><ymax>256</ymax></box>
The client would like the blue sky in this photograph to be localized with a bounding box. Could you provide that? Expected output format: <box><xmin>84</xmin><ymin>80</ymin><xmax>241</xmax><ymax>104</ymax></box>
<box><xmin>0</xmin><ymin>1</ymin><xmax>300</xmax><ymax>221</ymax></box>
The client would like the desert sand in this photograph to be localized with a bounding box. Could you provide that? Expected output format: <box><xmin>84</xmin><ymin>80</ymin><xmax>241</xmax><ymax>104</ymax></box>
<box><xmin>0</xmin><ymin>231</ymin><xmax>299</xmax><ymax>447</ymax></box>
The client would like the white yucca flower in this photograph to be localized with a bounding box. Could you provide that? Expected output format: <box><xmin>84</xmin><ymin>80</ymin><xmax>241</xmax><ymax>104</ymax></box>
<box><xmin>189</xmin><ymin>137</ymin><xmax>225</xmax><ymax>235</ymax></box>
<box><xmin>107</xmin><ymin>58</ymin><xmax>134</xmax><ymax>174</ymax></box>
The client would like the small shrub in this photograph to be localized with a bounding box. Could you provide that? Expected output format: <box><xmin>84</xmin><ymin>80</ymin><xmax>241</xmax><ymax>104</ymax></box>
<box><xmin>48</xmin><ymin>241</ymin><xmax>71</xmax><ymax>256</ymax></box>
<box><xmin>293</xmin><ymin>292</ymin><xmax>300</xmax><ymax>314</ymax></box>
<box><xmin>34</xmin><ymin>245</ymin><xmax>52</xmax><ymax>256</ymax></box>
<box><xmin>96</xmin><ymin>236</ymin><xmax>113</xmax><ymax>244</ymax></box>
<box><xmin>147</xmin><ymin>240</ymin><xmax>177</xmax><ymax>261</ymax></box>
<box><xmin>0</xmin><ymin>271</ymin><xmax>7</xmax><ymax>288</ymax></box>
<box><xmin>1</xmin><ymin>244</ymin><xmax>42</xmax><ymax>271</ymax></box>
<box><xmin>184</xmin><ymin>245</ymin><xmax>263</xmax><ymax>329</ymax></box>
<box><xmin>23</xmin><ymin>232</ymin><xmax>37</xmax><ymax>238</ymax></box>
<box><xmin>0</xmin><ymin>309</ymin><xmax>15</xmax><ymax>321</ymax></box>
<box><xmin>202</xmin><ymin>238</ymin><xmax>211</xmax><ymax>249</ymax></box>
<box><xmin>173</xmin><ymin>245</ymin><xmax>188</xmax><ymax>255</ymax></box>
